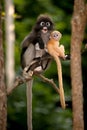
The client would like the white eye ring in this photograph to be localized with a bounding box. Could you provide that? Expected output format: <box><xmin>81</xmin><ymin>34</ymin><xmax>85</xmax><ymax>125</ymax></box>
<box><xmin>40</xmin><ymin>22</ymin><xmax>45</xmax><ymax>26</ymax></box>
<box><xmin>46</xmin><ymin>22</ymin><xmax>50</xmax><ymax>27</ymax></box>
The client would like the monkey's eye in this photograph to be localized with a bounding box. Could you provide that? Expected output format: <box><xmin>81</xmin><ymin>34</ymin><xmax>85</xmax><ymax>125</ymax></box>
<box><xmin>40</xmin><ymin>22</ymin><xmax>45</xmax><ymax>26</ymax></box>
<box><xmin>54</xmin><ymin>34</ymin><xmax>58</xmax><ymax>37</ymax></box>
<box><xmin>46</xmin><ymin>22</ymin><xmax>50</xmax><ymax>27</ymax></box>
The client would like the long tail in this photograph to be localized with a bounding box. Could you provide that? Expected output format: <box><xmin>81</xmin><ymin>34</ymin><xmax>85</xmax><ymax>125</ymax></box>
<box><xmin>54</xmin><ymin>56</ymin><xmax>66</xmax><ymax>109</ymax></box>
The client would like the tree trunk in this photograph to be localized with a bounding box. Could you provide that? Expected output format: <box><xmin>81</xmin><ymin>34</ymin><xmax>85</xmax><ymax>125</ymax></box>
<box><xmin>5</xmin><ymin>0</ymin><xmax>15</xmax><ymax>88</ymax></box>
<box><xmin>71</xmin><ymin>0</ymin><xmax>87</xmax><ymax>130</ymax></box>
<box><xmin>0</xmin><ymin>4</ymin><xmax>7</xmax><ymax>130</ymax></box>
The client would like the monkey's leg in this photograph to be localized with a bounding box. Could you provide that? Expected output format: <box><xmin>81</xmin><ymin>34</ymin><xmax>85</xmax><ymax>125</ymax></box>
<box><xmin>27</xmin><ymin>57</ymin><xmax>42</xmax><ymax>71</ymax></box>
<box><xmin>23</xmin><ymin>66</ymin><xmax>34</xmax><ymax>79</ymax></box>
<box><xmin>25</xmin><ymin>53</ymin><xmax>52</xmax><ymax>73</ymax></box>
<box><xmin>59</xmin><ymin>45</ymin><xmax>65</xmax><ymax>52</ymax></box>
<box><xmin>65</xmin><ymin>54</ymin><xmax>70</xmax><ymax>60</ymax></box>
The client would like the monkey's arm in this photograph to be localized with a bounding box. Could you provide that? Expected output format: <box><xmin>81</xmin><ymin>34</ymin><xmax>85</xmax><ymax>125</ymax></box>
<box><xmin>37</xmin><ymin>32</ymin><xmax>44</xmax><ymax>49</ymax></box>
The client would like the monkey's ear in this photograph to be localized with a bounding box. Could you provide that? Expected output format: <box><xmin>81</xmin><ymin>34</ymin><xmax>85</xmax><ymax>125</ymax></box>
<box><xmin>59</xmin><ymin>33</ymin><xmax>62</xmax><ymax>40</ymax></box>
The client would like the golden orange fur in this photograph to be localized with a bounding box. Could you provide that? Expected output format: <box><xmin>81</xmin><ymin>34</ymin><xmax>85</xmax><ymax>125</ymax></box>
<box><xmin>47</xmin><ymin>31</ymin><xmax>66</xmax><ymax>109</ymax></box>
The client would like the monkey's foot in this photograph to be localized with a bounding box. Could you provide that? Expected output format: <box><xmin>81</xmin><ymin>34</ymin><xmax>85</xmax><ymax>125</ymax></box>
<box><xmin>60</xmin><ymin>54</ymin><xmax>70</xmax><ymax>60</ymax></box>
<box><xmin>65</xmin><ymin>54</ymin><xmax>70</xmax><ymax>60</ymax></box>
<box><xmin>34</xmin><ymin>66</ymin><xmax>43</xmax><ymax>72</ymax></box>
<box><xmin>23</xmin><ymin>66</ymin><xmax>33</xmax><ymax>79</ymax></box>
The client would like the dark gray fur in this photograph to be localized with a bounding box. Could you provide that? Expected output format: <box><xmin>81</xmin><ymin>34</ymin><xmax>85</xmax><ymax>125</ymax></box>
<box><xmin>21</xmin><ymin>14</ymin><xmax>54</xmax><ymax>71</ymax></box>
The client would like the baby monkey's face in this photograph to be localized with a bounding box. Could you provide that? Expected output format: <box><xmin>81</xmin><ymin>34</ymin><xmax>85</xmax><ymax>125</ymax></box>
<box><xmin>51</xmin><ymin>31</ymin><xmax>62</xmax><ymax>41</ymax></box>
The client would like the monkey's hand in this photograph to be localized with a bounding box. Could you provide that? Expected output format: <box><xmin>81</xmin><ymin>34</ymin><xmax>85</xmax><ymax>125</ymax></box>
<box><xmin>23</xmin><ymin>66</ymin><xmax>33</xmax><ymax>79</ymax></box>
<box><xmin>37</xmin><ymin>33</ymin><xmax>44</xmax><ymax>49</ymax></box>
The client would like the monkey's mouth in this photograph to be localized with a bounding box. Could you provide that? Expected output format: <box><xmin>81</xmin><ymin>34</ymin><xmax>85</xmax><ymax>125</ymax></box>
<box><xmin>42</xmin><ymin>27</ymin><xmax>48</xmax><ymax>33</ymax></box>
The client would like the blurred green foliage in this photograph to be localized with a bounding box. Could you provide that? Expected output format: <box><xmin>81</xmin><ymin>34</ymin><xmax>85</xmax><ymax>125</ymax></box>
<box><xmin>2</xmin><ymin>0</ymin><xmax>87</xmax><ymax>130</ymax></box>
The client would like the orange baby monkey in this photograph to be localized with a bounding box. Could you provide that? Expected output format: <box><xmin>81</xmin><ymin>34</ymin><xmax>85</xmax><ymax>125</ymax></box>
<box><xmin>47</xmin><ymin>30</ymin><xmax>66</xmax><ymax>109</ymax></box>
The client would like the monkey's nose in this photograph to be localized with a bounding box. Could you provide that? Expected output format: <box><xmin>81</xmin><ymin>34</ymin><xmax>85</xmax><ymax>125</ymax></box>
<box><xmin>43</xmin><ymin>26</ymin><xmax>47</xmax><ymax>30</ymax></box>
<box><xmin>42</xmin><ymin>27</ymin><xmax>48</xmax><ymax>33</ymax></box>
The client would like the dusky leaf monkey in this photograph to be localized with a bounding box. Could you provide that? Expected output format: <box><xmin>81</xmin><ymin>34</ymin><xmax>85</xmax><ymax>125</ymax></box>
<box><xmin>20</xmin><ymin>14</ymin><xmax>54</xmax><ymax>129</ymax></box>
<box><xmin>46</xmin><ymin>30</ymin><xmax>66</xmax><ymax>109</ymax></box>
<box><xmin>21</xmin><ymin>14</ymin><xmax>54</xmax><ymax>75</ymax></box>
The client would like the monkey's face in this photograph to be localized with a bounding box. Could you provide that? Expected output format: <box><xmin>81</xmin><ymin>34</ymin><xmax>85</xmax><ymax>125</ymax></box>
<box><xmin>51</xmin><ymin>31</ymin><xmax>62</xmax><ymax>41</ymax></box>
<box><xmin>34</xmin><ymin>15</ymin><xmax>54</xmax><ymax>33</ymax></box>
<box><xmin>39</xmin><ymin>21</ymin><xmax>51</xmax><ymax>33</ymax></box>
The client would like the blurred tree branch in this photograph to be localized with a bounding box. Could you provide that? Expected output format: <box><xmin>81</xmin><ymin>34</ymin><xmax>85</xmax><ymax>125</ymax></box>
<box><xmin>7</xmin><ymin>54</ymin><xmax>66</xmax><ymax>96</ymax></box>
<box><xmin>7</xmin><ymin>72</ymin><xmax>60</xmax><ymax>96</ymax></box>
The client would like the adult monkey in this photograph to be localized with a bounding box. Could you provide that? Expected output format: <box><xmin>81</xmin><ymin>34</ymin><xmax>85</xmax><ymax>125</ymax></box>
<box><xmin>21</xmin><ymin>14</ymin><xmax>54</xmax><ymax>72</ymax></box>
<box><xmin>21</xmin><ymin>14</ymin><xmax>54</xmax><ymax>130</ymax></box>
